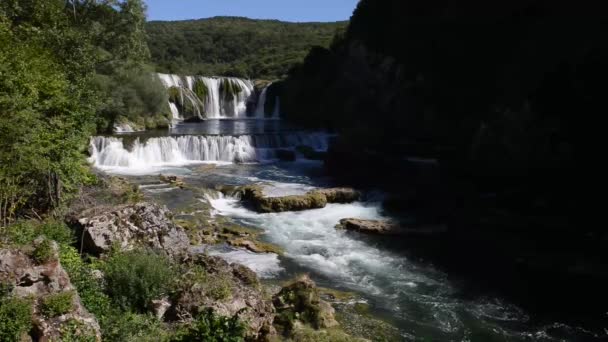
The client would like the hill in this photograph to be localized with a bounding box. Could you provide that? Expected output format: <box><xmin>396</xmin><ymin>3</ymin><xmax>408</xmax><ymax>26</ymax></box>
<box><xmin>146</xmin><ymin>16</ymin><xmax>347</xmax><ymax>79</ymax></box>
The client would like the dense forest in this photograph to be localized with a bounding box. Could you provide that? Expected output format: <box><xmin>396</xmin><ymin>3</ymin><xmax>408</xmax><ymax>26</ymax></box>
<box><xmin>146</xmin><ymin>17</ymin><xmax>347</xmax><ymax>79</ymax></box>
<box><xmin>277</xmin><ymin>0</ymin><xmax>607</xmax><ymax>325</ymax></box>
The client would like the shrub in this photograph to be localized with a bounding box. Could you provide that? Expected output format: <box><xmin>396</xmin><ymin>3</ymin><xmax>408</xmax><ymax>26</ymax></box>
<box><xmin>0</xmin><ymin>297</ymin><xmax>32</xmax><ymax>342</ymax></box>
<box><xmin>59</xmin><ymin>245</ymin><xmax>111</xmax><ymax>319</ymax></box>
<box><xmin>171</xmin><ymin>309</ymin><xmax>245</xmax><ymax>342</ymax></box>
<box><xmin>32</xmin><ymin>239</ymin><xmax>55</xmax><ymax>264</ymax></box>
<box><xmin>103</xmin><ymin>249</ymin><xmax>175</xmax><ymax>312</ymax></box>
<box><xmin>41</xmin><ymin>291</ymin><xmax>74</xmax><ymax>318</ymax></box>
<box><xmin>3</xmin><ymin>220</ymin><xmax>75</xmax><ymax>247</ymax></box>
<box><xmin>59</xmin><ymin>319</ymin><xmax>97</xmax><ymax>342</ymax></box>
<box><xmin>101</xmin><ymin>311</ymin><xmax>167</xmax><ymax>342</ymax></box>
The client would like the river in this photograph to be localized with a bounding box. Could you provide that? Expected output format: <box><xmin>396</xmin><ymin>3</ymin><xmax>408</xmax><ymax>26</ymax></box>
<box><xmin>89</xmin><ymin>120</ymin><xmax>599</xmax><ymax>341</ymax></box>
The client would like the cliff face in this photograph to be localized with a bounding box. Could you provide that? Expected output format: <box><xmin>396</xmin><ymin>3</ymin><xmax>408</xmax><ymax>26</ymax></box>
<box><xmin>279</xmin><ymin>0</ymin><xmax>608</xmax><ymax>326</ymax></box>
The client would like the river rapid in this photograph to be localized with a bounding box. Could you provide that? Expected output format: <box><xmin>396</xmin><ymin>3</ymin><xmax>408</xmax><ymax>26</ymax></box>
<box><xmin>89</xmin><ymin>120</ymin><xmax>601</xmax><ymax>341</ymax></box>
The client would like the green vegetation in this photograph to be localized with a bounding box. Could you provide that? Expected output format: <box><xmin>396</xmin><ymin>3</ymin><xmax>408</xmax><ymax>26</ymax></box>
<box><xmin>171</xmin><ymin>309</ymin><xmax>245</xmax><ymax>342</ymax></box>
<box><xmin>2</xmin><ymin>220</ymin><xmax>74</xmax><ymax>247</ymax></box>
<box><xmin>103</xmin><ymin>249</ymin><xmax>175</xmax><ymax>313</ymax></box>
<box><xmin>0</xmin><ymin>0</ymin><xmax>169</xmax><ymax>228</ymax></box>
<box><xmin>0</xmin><ymin>296</ymin><xmax>32</xmax><ymax>342</ymax></box>
<box><xmin>146</xmin><ymin>17</ymin><xmax>347</xmax><ymax>79</ymax></box>
<box><xmin>59</xmin><ymin>245</ymin><xmax>112</xmax><ymax>320</ymax></box>
<box><xmin>41</xmin><ymin>291</ymin><xmax>74</xmax><ymax>318</ymax></box>
<box><xmin>32</xmin><ymin>239</ymin><xmax>56</xmax><ymax>264</ymax></box>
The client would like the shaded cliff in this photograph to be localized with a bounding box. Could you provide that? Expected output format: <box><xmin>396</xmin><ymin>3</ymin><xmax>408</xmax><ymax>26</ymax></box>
<box><xmin>278</xmin><ymin>0</ymin><xmax>607</xmax><ymax>329</ymax></box>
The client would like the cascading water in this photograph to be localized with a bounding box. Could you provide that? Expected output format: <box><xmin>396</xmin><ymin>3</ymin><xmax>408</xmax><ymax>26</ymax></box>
<box><xmin>158</xmin><ymin>73</ymin><xmax>262</xmax><ymax>120</ymax></box>
<box><xmin>89</xmin><ymin>132</ymin><xmax>330</xmax><ymax>170</ymax></box>
<box><xmin>255</xmin><ymin>83</ymin><xmax>270</xmax><ymax>118</ymax></box>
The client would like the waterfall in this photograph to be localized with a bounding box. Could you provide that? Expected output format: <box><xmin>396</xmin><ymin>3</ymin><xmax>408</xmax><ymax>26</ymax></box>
<box><xmin>158</xmin><ymin>73</ymin><xmax>257</xmax><ymax>120</ymax></box>
<box><xmin>89</xmin><ymin>133</ymin><xmax>330</xmax><ymax>169</ymax></box>
<box><xmin>255</xmin><ymin>83</ymin><xmax>271</xmax><ymax>118</ymax></box>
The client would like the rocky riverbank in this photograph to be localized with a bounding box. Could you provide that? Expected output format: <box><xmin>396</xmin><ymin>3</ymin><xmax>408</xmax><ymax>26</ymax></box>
<box><xmin>0</xmin><ymin>175</ymin><xmax>380</xmax><ymax>341</ymax></box>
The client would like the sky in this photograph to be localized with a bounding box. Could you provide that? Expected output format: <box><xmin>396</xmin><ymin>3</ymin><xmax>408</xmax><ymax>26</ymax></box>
<box><xmin>145</xmin><ymin>0</ymin><xmax>360</xmax><ymax>23</ymax></box>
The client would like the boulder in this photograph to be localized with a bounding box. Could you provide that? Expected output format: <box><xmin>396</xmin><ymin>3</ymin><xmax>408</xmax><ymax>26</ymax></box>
<box><xmin>169</xmin><ymin>254</ymin><xmax>275</xmax><ymax>340</ymax></box>
<box><xmin>159</xmin><ymin>174</ymin><xmax>185</xmax><ymax>188</ymax></box>
<box><xmin>336</xmin><ymin>218</ymin><xmax>400</xmax><ymax>235</ymax></box>
<box><xmin>273</xmin><ymin>275</ymin><xmax>338</xmax><ymax>333</ymax></box>
<box><xmin>0</xmin><ymin>246</ymin><xmax>101</xmax><ymax>341</ymax></box>
<box><xmin>73</xmin><ymin>202</ymin><xmax>190</xmax><ymax>256</ymax></box>
<box><xmin>312</xmin><ymin>188</ymin><xmax>360</xmax><ymax>203</ymax></box>
<box><xmin>239</xmin><ymin>185</ymin><xmax>360</xmax><ymax>213</ymax></box>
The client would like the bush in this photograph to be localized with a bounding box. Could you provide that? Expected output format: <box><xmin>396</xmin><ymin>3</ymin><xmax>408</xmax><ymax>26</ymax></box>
<box><xmin>4</xmin><ymin>220</ymin><xmax>75</xmax><ymax>247</ymax></box>
<box><xmin>103</xmin><ymin>249</ymin><xmax>175</xmax><ymax>312</ymax></box>
<box><xmin>59</xmin><ymin>245</ymin><xmax>111</xmax><ymax>319</ymax></box>
<box><xmin>59</xmin><ymin>319</ymin><xmax>97</xmax><ymax>342</ymax></box>
<box><xmin>41</xmin><ymin>291</ymin><xmax>74</xmax><ymax>318</ymax></box>
<box><xmin>171</xmin><ymin>309</ymin><xmax>245</xmax><ymax>342</ymax></box>
<box><xmin>101</xmin><ymin>311</ymin><xmax>167</xmax><ymax>342</ymax></box>
<box><xmin>32</xmin><ymin>239</ymin><xmax>55</xmax><ymax>264</ymax></box>
<box><xmin>0</xmin><ymin>297</ymin><xmax>32</xmax><ymax>342</ymax></box>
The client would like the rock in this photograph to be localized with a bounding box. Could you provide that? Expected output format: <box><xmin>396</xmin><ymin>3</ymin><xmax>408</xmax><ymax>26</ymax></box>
<box><xmin>170</xmin><ymin>254</ymin><xmax>275</xmax><ymax>340</ymax></box>
<box><xmin>0</xmin><ymin>247</ymin><xmax>102</xmax><ymax>341</ymax></box>
<box><xmin>238</xmin><ymin>185</ymin><xmax>360</xmax><ymax>213</ymax></box>
<box><xmin>312</xmin><ymin>188</ymin><xmax>360</xmax><ymax>203</ymax></box>
<box><xmin>273</xmin><ymin>275</ymin><xmax>338</xmax><ymax>333</ymax></box>
<box><xmin>151</xmin><ymin>297</ymin><xmax>171</xmax><ymax>320</ymax></box>
<box><xmin>160</xmin><ymin>174</ymin><xmax>185</xmax><ymax>188</ymax></box>
<box><xmin>336</xmin><ymin>218</ymin><xmax>400</xmax><ymax>235</ymax></box>
<box><xmin>276</xmin><ymin>149</ymin><xmax>296</xmax><ymax>162</ymax></box>
<box><xmin>73</xmin><ymin>202</ymin><xmax>190</xmax><ymax>256</ymax></box>
<box><xmin>227</xmin><ymin>238</ymin><xmax>284</xmax><ymax>255</ymax></box>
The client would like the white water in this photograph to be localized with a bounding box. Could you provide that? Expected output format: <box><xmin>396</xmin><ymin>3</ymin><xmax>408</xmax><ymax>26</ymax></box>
<box><xmin>89</xmin><ymin>133</ymin><xmax>330</xmax><ymax>171</ymax></box>
<box><xmin>158</xmin><ymin>73</ymin><xmax>260</xmax><ymax>119</ymax></box>
<box><xmin>255</xmin><ymin>83</ymin><xmax>271</xmax><ymax>118</ymax></box>
<box><xmin>192</xmin><ymin>246</ymin><xmax>283</xmax><ymax>279</ymax></box>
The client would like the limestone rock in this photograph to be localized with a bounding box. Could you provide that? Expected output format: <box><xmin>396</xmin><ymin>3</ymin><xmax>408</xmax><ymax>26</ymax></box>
<box><xmin>239</xmin><ymin>185</ymin><xmax>360</xmax><ymax>213</ymax></box>
<box><xmin>74</xmin><ymin>202</ymin><xmax>189</xmax><ymax>256</ymax></box>
<box><xmin>273</xmin><ymin>275</ymin><xmax>338</xmax><ymax>332</ymax></box>
<box><xmin>170</xmin><ymin>254</ymin><xmax>275</xmax><ymax>340</ymax></box>
<box><xmin>0</xmin><ymin>247</ymin><xmax>101</xmax><ymax>341</ymax></box>
<box><xmin>336</xmin><ymin>218</ymin><xmax>400</xmax><ymax>235</ymax></box>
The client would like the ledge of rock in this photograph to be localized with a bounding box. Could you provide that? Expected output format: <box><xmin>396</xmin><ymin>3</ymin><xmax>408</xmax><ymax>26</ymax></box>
<box><xmin>273</xmin><ymin>274</ymin><xmax>338</xmax><ymax>333</ymax></box>
<box><xmin>0</xmin><ymin>244</ymin><xmax>102</xmax><ymax>341</ymax></box>
<box><xmin>238</xmin><ymin>185</ymin><xmax>360</xmax><ymax>213</ymax></box>
<box><xmin>169</xmin><ymin>254</ymin><xmax>275</xmax><ymax>340</ymax></box>
<box><xmin>336</xmin><ymin>218</ymin><xmax>401</xmax><ymax>235</ymax></box>
<box><xmin>73</xmin><ymin>202</ymin><xmax>190</xmax><ymax>256</ymax></box>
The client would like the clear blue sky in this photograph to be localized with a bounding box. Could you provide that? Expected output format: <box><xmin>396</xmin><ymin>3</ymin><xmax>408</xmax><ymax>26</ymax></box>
<box><xmin>145</xmin><ymin>0</ymin><xmax>359</xmax><ymax>22</ymax></box>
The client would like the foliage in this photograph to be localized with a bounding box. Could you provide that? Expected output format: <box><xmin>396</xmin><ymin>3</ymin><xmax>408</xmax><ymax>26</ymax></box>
<box><xmin>103</xmin><ymin>249</ymin><xmax>175</xmax><ymax>313</ymax></box>
<box><xmin>101</xmin><ymin>311</ymin><xmax>168</xmax><ymax>342</ymax></box>
<box><xmin>32</xmin><ymin>238</ymin><xmax>56</xmax><ymax>264</ymax></box>
<box><xmin>146</xmin><ymin>17</ymin><xmax>347</xmax><ymax>79</ymax></box>
<box><xmin>0</xmin><ymin>0</ymin><xmax>167</xmax><ymax>225</ymax></box>
<box><xmin>41</xmin><ymin>291</ymin><xmax>74</xmax><ymax>318</ymax></box>
<box><xmin>59</xmin><ymin>319</ymin><xmax>97</xmax><ymax>342</ymax></box>
<box><xmin>0</xmin><ymin>296</ymin><xmax>32</xmax><ymax>342</ymax></box>
<box><xmin>59</xmin><ymin>245</ymin><xmax>111</xmax><ymax>320</ymax></box>
<box><xmin>3</xmin><ymin>219</ymin><xmax>75</xmax><ymax>247</ymax></box>
<box><xmin>171</xmin><ymin>309</ymin><xmax>245</xmax><ymax>342</ymax></box>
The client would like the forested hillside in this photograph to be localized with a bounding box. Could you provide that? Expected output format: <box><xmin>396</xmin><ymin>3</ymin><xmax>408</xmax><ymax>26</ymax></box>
<box><xmin>0</xmin><ymin>0</ymin><xmax>167</xmax><ymax>231</ymax></box>
<box><xmin>146</xmin><ymin>17</ymin><xmax>347</xmax><ymax>79</ymax></box>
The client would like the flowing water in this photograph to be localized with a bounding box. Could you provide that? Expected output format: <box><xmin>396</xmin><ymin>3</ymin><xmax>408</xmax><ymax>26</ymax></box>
<box><xmin>90</xmin><ymin>120</ymin><xmax>603</xmax><ymax>341</ymax></box>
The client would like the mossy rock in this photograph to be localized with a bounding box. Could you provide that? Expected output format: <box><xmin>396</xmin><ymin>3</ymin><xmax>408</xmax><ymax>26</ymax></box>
<box><xmin>273</xmin><ymin>275</ymin><xmax>338</xmax><ymax>334</ymax></box>
<box><xmin>192</xmin><ymin>79</ymin><xmax>209</xmax><ymax>101</ymax></box>
<box><xmin>227</xmin><ymin>238</ymin><xmax>284</xmax><ymax>255</ymax></box>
